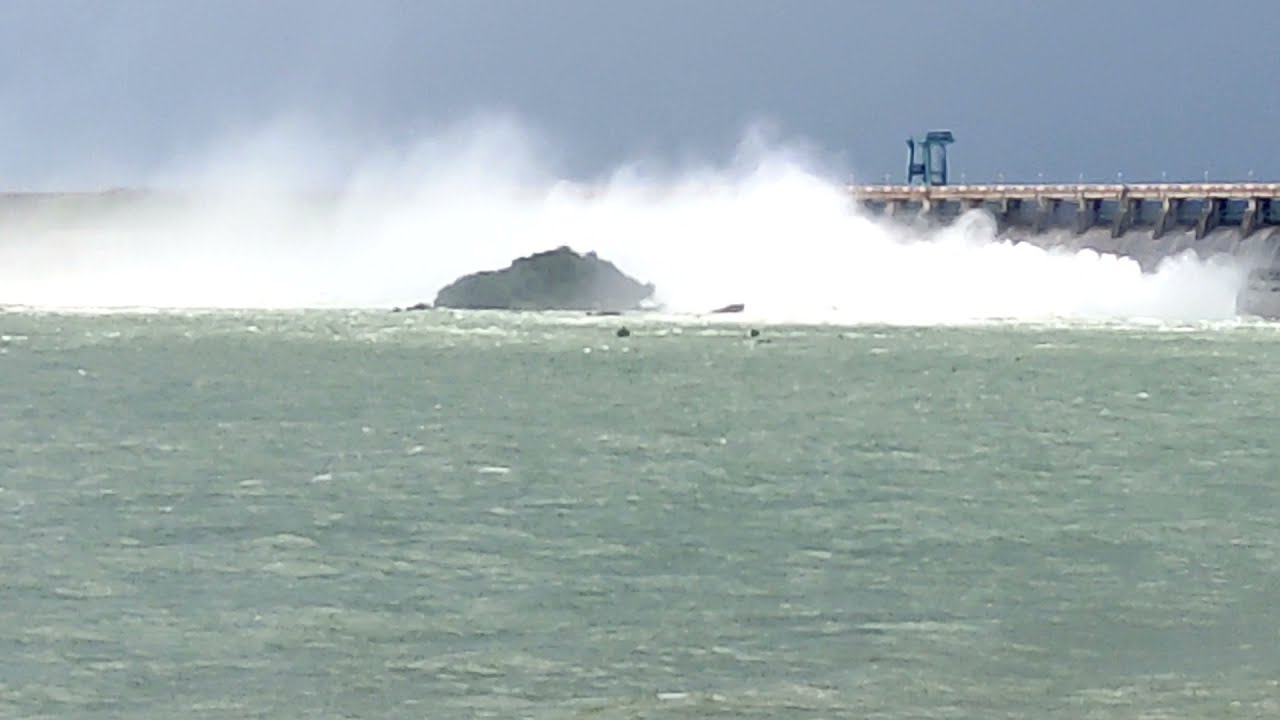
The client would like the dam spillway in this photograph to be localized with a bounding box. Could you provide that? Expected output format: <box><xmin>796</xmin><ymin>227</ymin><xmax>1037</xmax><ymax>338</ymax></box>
<box><xmin>850</xmin><ymin>182</ymin><xmax>1280</xmax><ymax>241</ymax></box>
<box><xmin>848</xmin><ymin>181</ymin><xmax>1280</xmax><ymax>281</ymax></box>
<box><xmin>1</xmin><ymin>180</ymin><xmax>1279</xmax><ymax>316</ymax></box>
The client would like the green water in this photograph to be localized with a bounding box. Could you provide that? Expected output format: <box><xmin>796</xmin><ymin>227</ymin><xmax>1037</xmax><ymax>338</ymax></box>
<box><xmin>2</xmin><ymin>310</ymin><xmax>1279</xmax><ymax>718</ymax></box>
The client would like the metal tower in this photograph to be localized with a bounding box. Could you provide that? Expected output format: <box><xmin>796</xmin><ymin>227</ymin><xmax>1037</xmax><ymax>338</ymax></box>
<box><xmin>906</xmin><ymin>130</ymin><xmax>955</xmax><ymax>186</ymax></box>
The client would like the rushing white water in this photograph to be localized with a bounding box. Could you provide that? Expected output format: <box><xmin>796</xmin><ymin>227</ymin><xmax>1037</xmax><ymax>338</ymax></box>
<box><xmin>0</xmin><ymin>117</ymin><xmax>1250</xmax><ymax>323</ymax></box>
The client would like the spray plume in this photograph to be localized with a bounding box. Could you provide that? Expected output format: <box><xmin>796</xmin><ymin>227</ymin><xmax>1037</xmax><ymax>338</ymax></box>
<box><xmin>0</xmin><ymin>116</ymin><xmax>1249</xmax><ymax>324</ymax></box>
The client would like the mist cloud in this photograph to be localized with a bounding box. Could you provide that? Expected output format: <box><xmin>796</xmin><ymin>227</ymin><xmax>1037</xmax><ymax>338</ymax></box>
<box><xmin>0</xmin><ymin>118</ymin><xmax>1247</xmax><ymax>322</ymax></box>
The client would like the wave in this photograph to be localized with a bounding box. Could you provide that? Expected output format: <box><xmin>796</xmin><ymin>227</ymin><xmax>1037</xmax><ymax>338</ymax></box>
<box><xmin>0</xmin><ymin>117</ymin><xmax>1261</xmax><ymax>324</ymax></box>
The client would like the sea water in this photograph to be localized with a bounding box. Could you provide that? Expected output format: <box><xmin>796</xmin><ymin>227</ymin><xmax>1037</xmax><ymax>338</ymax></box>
<box><xmin>2</xmin><ymin>309</ymin><xmax>1278</xmax><ymax>719</ymax></box>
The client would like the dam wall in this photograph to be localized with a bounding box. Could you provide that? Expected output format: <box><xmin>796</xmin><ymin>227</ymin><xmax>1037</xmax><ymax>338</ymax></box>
<box><xmin>852</xmin><ymin>183</ymin><xmax>1280</xmax><ymax>240</ymax></box>
<box><xmin>852</xmin><ymin>182</ymin><xmax>1280</xmax><ymax>271</ymax></box>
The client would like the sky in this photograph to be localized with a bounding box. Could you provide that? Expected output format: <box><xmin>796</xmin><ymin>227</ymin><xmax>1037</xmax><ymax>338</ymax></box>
<box><xmin>1</xmin><ymin>0</ymin><xmax>1278</xmax><ymax>188</ymax></box>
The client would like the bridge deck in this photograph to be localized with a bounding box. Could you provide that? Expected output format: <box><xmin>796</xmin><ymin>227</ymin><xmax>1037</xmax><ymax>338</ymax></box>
<box><xmin>850</xmin><ymin>183</ymin><xmax>1280</xmax><ymax>201</ymax></box>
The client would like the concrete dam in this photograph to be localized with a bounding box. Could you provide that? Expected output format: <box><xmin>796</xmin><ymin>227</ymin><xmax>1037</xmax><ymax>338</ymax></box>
<box><xmin>843</xmin><ymin>130</ymin><xmax>1280</xmax><ymax>317</ymax></box>
<box><xmin>2</xmin><ymin>126</ymin><xmax>1279</xmax><ymax>317</ymax></box>
<box><xmin>850</xmin><ymin>181</ymin><xmax>1280</xmax><ymax>272</ymax></box>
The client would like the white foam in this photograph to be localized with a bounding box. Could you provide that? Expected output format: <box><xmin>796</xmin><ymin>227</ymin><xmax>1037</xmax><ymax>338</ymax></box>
<box><xmin>0</xmin><ymin>116</ymin><xmax>1250</xmax><ymax>324</ymax></box>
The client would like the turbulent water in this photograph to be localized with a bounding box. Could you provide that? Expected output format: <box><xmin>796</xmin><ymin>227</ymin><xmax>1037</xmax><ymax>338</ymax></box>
<box><xmin>3</xmin><ymin>309</ymin><xmax>1280</xmax><ymax>719</ymax></box>
<box><xmin>3</xmin><ymin>124</ymin><xmax>1279</xmax><ymax>716</ymax></box>
<box><xmin>0</xmin><ymin>119</ymin><xmax>1266</xmax><ymax>324</ymax></box>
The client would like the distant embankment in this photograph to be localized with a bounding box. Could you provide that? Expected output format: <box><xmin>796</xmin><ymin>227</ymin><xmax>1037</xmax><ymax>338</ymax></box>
<box><xmin>0</xmin><ymin>190</ymin><xmax>157</xmax><ymax>219</ymax></box>
<box><xmin>853</xmin><ymin>182</ymin><xmax>1280</xmax><ymax>270</ymax></box>
<box><xmin>0</xmin><ymin>189</ymin><xmax>181</xmax><ymax>207</ymax></box>
<box><xmin>0</xmin><ymin>190</ymin><xmax>334</xmax><ymax>221</ymax></box>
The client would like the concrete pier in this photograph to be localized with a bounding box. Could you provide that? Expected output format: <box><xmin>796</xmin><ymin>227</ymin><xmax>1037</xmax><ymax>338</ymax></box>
<box><xmin>851</xmin><ymin>183</ymin><xmax>1280</xmax><ymax>240</ymax></box>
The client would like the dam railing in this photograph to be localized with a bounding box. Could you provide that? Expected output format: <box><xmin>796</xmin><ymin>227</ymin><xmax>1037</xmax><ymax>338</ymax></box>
<box><xmin>850</xmin><ymin>183</ymin><xmax>1280</xmax><ymax>239</ymax></box>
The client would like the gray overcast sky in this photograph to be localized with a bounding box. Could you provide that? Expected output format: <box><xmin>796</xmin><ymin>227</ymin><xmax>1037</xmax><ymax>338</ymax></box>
<box><xmin>2</xmin><ymin>0</ymin><xmax>1278</xmax><ymax>187</ymax></box>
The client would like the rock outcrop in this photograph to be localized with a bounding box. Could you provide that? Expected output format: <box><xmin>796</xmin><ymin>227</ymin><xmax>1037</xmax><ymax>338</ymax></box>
<box><xmin>432</xmin><ymin>246</ymin><xmax>655</xmax><ymax>312</ymax></box>
<box><xmin>710</xmin><ymin>303</ymin><xmax>745</xmax><ymax>314</ymax></box>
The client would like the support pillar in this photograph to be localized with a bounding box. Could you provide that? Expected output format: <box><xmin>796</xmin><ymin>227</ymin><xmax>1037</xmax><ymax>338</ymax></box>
<box><xmin>1074</xmin><ymin>195</ymin><xmax>1098</xmax><ymax>235</ymax></box>
<box><xmin>1153</xmin><ymin>197</ymin><xmax>1178</xmax><ymax>239</ymax></box>
<box><xmin>1195</xmin><ymin>198</ymin><xmax>1221</xmax><ymax>240</ymax></box>
<box><xmin>999</xmin><ymin>198</ymin><xmax>1022</xmax><ymax>234</ymax></box>
<box><xmin>1110</xmin><ymin>194</ymin><xmax>1135</xmax><ymax>239</ymax></box>
<box><xmin>1241</xmin><ymin>198</ymin><xmax>1260</xmax><ymax>238</ymax></box>
<box><xmin>1034</xmin><ymin>198</ymin><xmax>1057</xmax><ymax>234</ymax></box>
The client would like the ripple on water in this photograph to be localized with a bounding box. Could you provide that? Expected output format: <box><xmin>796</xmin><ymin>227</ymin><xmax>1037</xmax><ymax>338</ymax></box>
<box><xmin>260</xmin><ymin>561</ymin><xmax>341</xmax><ymax>579</ymax></box>
<box><xmin>3</xmin><ymin>311</ymin><xmax>1280</xmax><ymax>718</ymax></box>
<box><xmin>249</xmin><ymin>533</ymin><xmax>319</xmax><ymax>550</ymax></box>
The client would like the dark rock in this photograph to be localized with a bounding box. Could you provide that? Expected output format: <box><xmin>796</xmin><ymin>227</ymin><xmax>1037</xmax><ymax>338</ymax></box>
<box><xmin>616</xmin><ymin>326</ymin><xmax>631</xmax><ymax>338</ymax></box>
<box><xmin>433</xmin><ymin>246</ymin><xmax>655</xmax><ymax>312</ymax></box>
<box><xmin>392</xmin><ymin>301</ymin><xmax>431</xmax><ymax>313</ymax></box>
<box><xmin>749</xmin><ymin>328</ymin><xmax>760</xmax><ymax>338</ymax></box>
<box><xmin>711</xmin><ymin>303</ymin><xmax>745</xmax><ymax>314</ymax></box>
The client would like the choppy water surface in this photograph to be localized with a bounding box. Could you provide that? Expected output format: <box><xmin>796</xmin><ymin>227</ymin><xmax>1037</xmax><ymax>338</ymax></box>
<box><xmin>2</xmin><ymin>310</ymin><xmax>1279</xmax><ymax>718</ymax></box>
